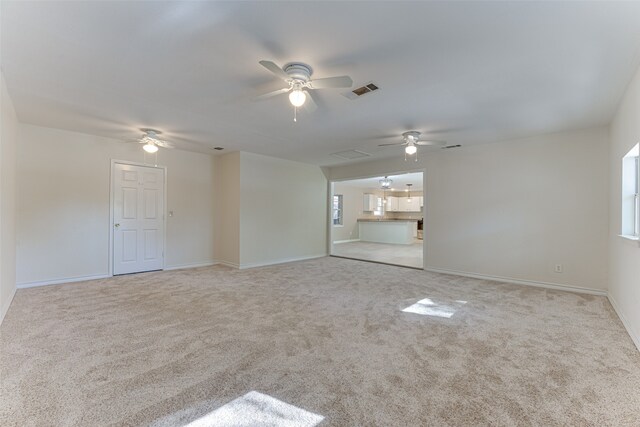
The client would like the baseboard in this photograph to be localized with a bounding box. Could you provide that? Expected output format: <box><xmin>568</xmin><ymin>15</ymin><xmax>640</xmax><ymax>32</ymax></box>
<box><xmin>607</xmin><ymin>294</ymin><xmax>640</xmax><ymax>352</ymax></box>
<box><xmin>164</xmin><ymin>261</ymin><xmax>217</xmax><ymax>271</ymax></box>
<box><xmin>332</xmin><ymin>239</ymin><xmax>360</xmax><ymax>244</ymax></box>
<box><xmin>216</xmin><ymin>260</ymin><xmax>240</xmax><ymax>269</ymax></box>
<box><xmin>0</xmin><ymin>285</ymin><xmax>17</xmax><ymax>325</ymax></box>
<box><xmin>239</xmin><ymin>254</ymin><xmax>327</xmax><ymax>270</ymax></box>
<box><xmin>424</xmin><ymin>267</ymin><xmax>607</xmax><ymax>296</ymax></box>
<box><xmin>17</xmin><ymin>274</ymin><xmax>110</xmax><ymax>289</ymax></box>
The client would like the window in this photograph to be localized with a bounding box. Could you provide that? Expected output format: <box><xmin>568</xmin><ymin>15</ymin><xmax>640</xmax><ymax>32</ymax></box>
<box><xmin>332</xmin><ymin>194</ymin><xmax>343</xmax><ymax>226</ymax></box>
<box><xmin>622</xmin><ymin>143</ymin><xmax>640</xmax><ymax>238</ymax></box>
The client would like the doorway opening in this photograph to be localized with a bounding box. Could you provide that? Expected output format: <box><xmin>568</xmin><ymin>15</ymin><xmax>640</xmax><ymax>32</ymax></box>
<box><xmin>110</xmin><ymin>161</ymin><xmax>166</xmax><ymax>276</ymax></box>
<box><xmin>330</xmin><ymin>172</ymin><xmax>424</xmax><ymax>269</ymax></box>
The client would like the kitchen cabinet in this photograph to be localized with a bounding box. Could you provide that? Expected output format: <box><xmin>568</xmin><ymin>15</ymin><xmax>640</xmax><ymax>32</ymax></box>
<box><xmin>363</xmin><ymin>194</ymin><xmax>377</xmax><ymax>212</ymax></box>
<box><xmin>419</xmin><ymin>196</ymin><xmax>424</xmax><ymax>208</ymax></box>
<box><xmin>385</xmin><ymin>196</ymin><xmax>399</xmax><ymax>212</ymax></box>
<box><xmin>398</xmin><ymin>197</ymin><xmax>421</xmax><ymax>212</ymax></box>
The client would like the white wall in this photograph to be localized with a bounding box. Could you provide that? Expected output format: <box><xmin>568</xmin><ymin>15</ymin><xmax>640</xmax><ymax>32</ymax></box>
<box><xmin>608</xmin><ymin>64</ymin><xmax>640</xmax><ymax>350</ymax></box>
<box><xmin>329</xmin><ymin>127</ymin><xmax>609</xmax><ymax>293</ymax></box>
<box><xmin>1</xmin><ymin>71</ymin><xmax>18</xmax><ymax>322</ymax></box>
<box><xmin>213</xmin><ymin>152</ymin><xmax>240</xmax><ymax>267</ymax></box>
<box><xmin>239</xmin><ymin>152</ymin><xmax>327</xmax><ymax>268</ymax></box>
<box><xmin>16</xmin><ymin>124</ymin><xmax>215</xmax><ymax>285</ymax></box>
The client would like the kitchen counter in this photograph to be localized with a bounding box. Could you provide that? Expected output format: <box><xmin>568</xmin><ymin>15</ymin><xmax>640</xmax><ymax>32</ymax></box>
<box><xmin>358</xmin><ymin>219</ymin><xmax>418</xmax><ymax>244</ymax></box>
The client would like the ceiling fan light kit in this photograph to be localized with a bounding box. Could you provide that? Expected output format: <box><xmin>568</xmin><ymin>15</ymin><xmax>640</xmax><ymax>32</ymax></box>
<box><xmin>289</xmin><ymin>88</ymin><xmax>306</xmax><ymax>107</ymax></box>
<box><xmin>143</xmin><ymin>141</ymin><xmax>158</xmax><ymax>153</ymax></box>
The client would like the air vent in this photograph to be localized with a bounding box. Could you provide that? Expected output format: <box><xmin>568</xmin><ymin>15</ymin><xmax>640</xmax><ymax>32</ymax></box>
<box><xmin>330</xmin><ymin>150</ymin><xmax>371</xmax><ymax>160</ymax></box>
<box><xmin>442</xmin><ymin>144</ymin><xmax>461</xmax><ymax>149</ymax></box>
<box><xmin>213</xmin><ymin>147</ymin><xmax>224</xmax><ymax>151</ymax></box>
<box><xmin>342</xmin><ymin>82</ymin><xmax>380</xmax><ymax>100</ymax></box>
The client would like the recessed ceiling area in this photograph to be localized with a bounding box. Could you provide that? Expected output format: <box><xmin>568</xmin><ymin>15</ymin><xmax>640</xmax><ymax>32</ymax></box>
<box><xmin>2</xmin><ymin>1</ymin><xmax>640</xmax><ymax>166</ymax></box>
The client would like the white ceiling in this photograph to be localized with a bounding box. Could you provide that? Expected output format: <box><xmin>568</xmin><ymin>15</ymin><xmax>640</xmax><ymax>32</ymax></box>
<box><xmin>335</xmin><ymin>172</ymin><xmax>423</xmax><ymax>192</ymax></box>
<box><xmin>3</xmin><ymin>1</ymin><xmax>640</xmax><ymax>166</ymax></box>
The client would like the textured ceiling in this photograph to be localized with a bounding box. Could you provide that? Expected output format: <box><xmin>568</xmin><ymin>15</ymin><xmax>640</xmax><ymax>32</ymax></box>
<box><xmin>3</xmin><ymin>1</ymin><xmax>640</xmax><ymax>166</ymax></box>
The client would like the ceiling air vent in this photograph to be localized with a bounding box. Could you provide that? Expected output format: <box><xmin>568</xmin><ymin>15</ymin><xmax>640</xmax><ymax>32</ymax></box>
<box><xmin>442</xmin><ymin>144</ymin><xmax>462</xmax><ymax>149</ymax></box>
<box><xmin>330</xmin><ymin>150</ymin><xmax>371</xmax><ymax>160</ymax></box>
<box><xmin>213</xmin><ymin>147</ymin><xmax>224</xmax><ymax>151</ymax></box>
<box><xmin>342</xmin><ymin>82</ymin><xmax>380</xmax><ymax>100</ymax></box>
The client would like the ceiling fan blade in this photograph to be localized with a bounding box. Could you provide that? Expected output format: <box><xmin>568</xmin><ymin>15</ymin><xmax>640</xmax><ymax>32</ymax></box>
<box><xmin>253</xmin><ymin>87</ymin><xmax>291</xmax><ymax>101</ymax></box>
<box><xmin>378</xmin><ymin>142</ymin><xmax>406</xmax><ymax>147</ymax></box>
<box><xmin>155</xmin><ymin>141</ymin><xmax>175</xmax><ymax>149</ymax></box>
<box><xmin>303</xmin><ymin>90</ymin><xmax>317</xmax><ymax>112</ymax></box>
<box><xmin>309</xmin><ymin>75</ymin><xmax>353</xmax><ymax>89</ymax></box>
<box><xmin>259</xmin><ymin>60</ymin><xmax>290</xmax><ymax>81</ymax></box>
<box><xmin>416</xmin><ymin>140</ymin><xmax>446</xmax><ymax>146</ymax></box>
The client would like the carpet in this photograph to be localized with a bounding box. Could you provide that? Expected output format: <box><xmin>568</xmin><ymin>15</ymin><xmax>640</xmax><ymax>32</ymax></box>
<box><xmin>1</xmin><ymin>257</ymin><xmax>639</xmax><ymax>426</ymax></box>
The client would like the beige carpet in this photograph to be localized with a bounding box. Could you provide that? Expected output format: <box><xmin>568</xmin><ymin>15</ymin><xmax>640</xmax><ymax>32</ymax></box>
<box><xmin>1</xmin><ymin>257</ymin><xmax>639</xmax><ymax>426</ymax></box>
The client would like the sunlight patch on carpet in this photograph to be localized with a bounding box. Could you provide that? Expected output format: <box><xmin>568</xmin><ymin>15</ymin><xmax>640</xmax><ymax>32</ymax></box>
<box><xmin>402</xmin><ymin>298</ymin><xmax>466</xmax><ymax>318</ymax></box>
<box><xmin>183</xmin><ymin>391</ymin><xmax>324</xmax><ymax>427</ymax></box>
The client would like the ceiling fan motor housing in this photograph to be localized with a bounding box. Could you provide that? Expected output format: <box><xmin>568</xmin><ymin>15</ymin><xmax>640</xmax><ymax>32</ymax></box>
<box><xmin>403</xmin><ymin>131</ymin><xmax>421</xmax><ymax>141</ymax></box>
<box><xmin>283</xmin><ymin>63</ymin><xmax>313</xmax><ymax>82</ymax></box>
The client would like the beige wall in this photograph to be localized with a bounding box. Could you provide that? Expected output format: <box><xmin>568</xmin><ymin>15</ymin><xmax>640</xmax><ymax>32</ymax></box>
<box><xmin>239</xmin><ymin>152</ymin><xmax>327</xmax><ymax>268</ymax></box>
<box><xmin>1</xmin><ymin>71</ymin><xmax>18</xmax><ymax>322</ymax></box>
<box><xmin>329</xmin><ymin>127</ymin><xmax>609</xmax><ymax>293</ymax></box>
<box><xmin>331</xmin><ymin>183</ymin><xmax>368</xmax><ymax>242</ymax></box>
<box><xmin>16</xmin><ymin>124</ymin><xmax>215</xmax><ymax>285</ymax></box>
<box><xmin>609</xmin><ymin>64</ymin><xmax>640</xmax><ymax>350</ymax></box>
<box><xmin>213</xmin><ymin>152</ymin><xmax>240</xmax><ymax>267</ymax></box>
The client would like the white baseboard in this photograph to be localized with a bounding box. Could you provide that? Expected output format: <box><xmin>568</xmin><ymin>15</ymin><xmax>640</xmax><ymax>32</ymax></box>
<box><xmin>333</xmin><ymin>239</ymin><xmax>360</xmax><ymax>244</ymax></box>
<box><xmin>215</xmin><ymin>260</ymin><xmax>240</xmax><ymax>269</ymax></box>
<box><xmin>239</xmin><ymin>254</ymin><xmax>327</xmax><ymax>270</ymax></box>
<box><xmin>607</xmin><ymin>294</ymin><xmax>640</xmax><ymax>352</ymax></box>
<box><xmin>424</xmin><ymin>267</ymin><xmax>607</xmax><ymax>296</ymax></box>
<box><xmin>164</xmin><ymin>261</ymin><xmax>217</xmax><ymax>271</ymax></box>
<box><xmin>17</xmin><ymin>274</ymin><xmax>110</xmax><ymax>289</ymax></box>
<box><xmin>0</xmin><ymin>285</ymin><xmax>16</xmax><ymax>325</ymax></box>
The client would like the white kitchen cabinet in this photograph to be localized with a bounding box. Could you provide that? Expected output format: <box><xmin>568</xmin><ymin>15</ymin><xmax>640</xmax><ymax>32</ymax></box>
<box><xmin>363</xmin><ymin>194</ymin><xmax>377</xmax><ymax>212</ymax></box>
<box><xmin>386</xmin><ymin>196</ymin><xmax>399</xmax><ymax>212</ymax></box>
<box><xmin>398</xmin><ymin>197</ymin><xmax>421</xmax><ymax>212</ymax></box>
<box><xmin>419</xmin><ymin>196</ymin><xmax>424</xmax><ymax>208</ymax></box>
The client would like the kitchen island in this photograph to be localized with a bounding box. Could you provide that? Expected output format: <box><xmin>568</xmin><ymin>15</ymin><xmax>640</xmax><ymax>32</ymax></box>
<box><xmin>357</xmin><ymin>219</ymin><xmax>418</xmax><ymax>245</ymax></box>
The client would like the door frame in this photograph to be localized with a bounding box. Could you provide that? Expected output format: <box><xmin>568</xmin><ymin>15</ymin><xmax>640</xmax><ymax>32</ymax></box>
<box><xmin>109</xmin><ymin>159</ymin><xmax>168</xmax><ymax>276</ymax></box>
<box><xmin>328</xmin><ymin>167</ymin><xmax>427</xmax><ymax>270</ymax></box>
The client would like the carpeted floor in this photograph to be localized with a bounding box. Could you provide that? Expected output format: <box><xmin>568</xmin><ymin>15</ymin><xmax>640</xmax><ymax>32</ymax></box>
<box><xmin>1</xmin><ymin>257</ymin><xmax>639</xmax><ymax>426</ymax></box>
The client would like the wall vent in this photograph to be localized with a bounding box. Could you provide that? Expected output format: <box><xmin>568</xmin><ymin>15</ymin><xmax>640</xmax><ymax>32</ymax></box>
<box><xmin>342</xmin><ymin>82</ymin><xmax>380</xmax><ymax>100</ymax></box>
<box><xmin>330</xmin><ymin>150</ymin><xmax>371</xmax><ymax>160</ymax></box>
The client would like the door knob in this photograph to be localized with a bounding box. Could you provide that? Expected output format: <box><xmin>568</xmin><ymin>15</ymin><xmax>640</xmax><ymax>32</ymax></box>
<box><xmin>114</xmin><ymin>223</ymin><xmax>120</xmax><ymax>228</ymax></box>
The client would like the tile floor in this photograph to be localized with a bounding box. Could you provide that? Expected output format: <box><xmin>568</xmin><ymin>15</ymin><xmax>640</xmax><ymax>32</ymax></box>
<box><xmin>331</xmin><ymin>239</ymin><xmax>423</xmax><ymax>268</ymax></box>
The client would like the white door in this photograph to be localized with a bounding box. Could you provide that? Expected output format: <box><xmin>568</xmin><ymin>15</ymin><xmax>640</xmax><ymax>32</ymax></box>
<box><xmin>113</xmin><ymin>163</ymin><xmax>164</xmax><ymax>275</ymax></box>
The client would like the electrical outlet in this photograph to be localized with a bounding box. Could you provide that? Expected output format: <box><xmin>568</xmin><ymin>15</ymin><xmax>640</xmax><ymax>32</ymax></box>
<box><xmin>554</xmin><ymin>264</ymin><xmax>563</xmax><ymax>273</ymax></box>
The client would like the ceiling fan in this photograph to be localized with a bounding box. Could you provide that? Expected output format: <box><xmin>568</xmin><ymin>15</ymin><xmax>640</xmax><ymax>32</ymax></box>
<box><xmin>255</xmin><ymin>60</ymin><xmax>353</xmax><ymax>120</ymax></box>
<box><xmin>126</xmin><ymin>129</ymin><xmax>174</xmax><ymax>153</ymax></box>
<box><xmin>378</xmin><ymin>131</ymin><xmax>446</xmax><ymax>161</ymax></box>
